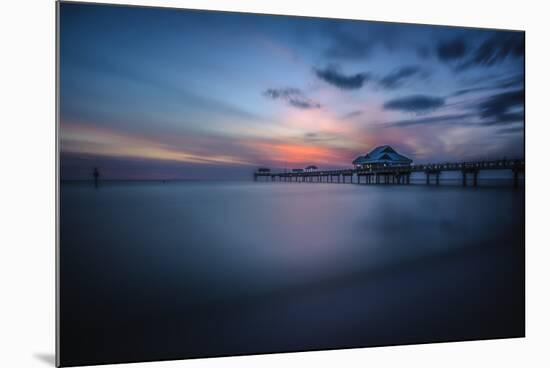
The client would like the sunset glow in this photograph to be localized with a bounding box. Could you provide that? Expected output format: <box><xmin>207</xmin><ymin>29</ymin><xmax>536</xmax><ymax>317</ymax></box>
<box><xmin>59</xmin><ymin>3</ymin><xmax>524</xmax><ymax>180</ymax></box>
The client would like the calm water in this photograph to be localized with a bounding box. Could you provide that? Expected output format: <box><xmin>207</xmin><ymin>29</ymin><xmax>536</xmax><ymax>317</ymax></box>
<box><xmin>60</xmin><ymin>181</ymin><xmax>524</xmax><ymax>366</ymax></box>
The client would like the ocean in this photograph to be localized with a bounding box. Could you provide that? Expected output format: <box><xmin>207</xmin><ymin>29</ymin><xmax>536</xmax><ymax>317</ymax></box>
<box><xmin>59</xmin><ymin>181</ymin><xmax>525</xmax><ymax>366</ymax></box>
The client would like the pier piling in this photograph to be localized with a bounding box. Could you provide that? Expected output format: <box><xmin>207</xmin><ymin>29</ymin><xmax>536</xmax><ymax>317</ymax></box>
<box><xmin>255</xmin><ymin>158</ymin><xmax>523</xmax><ymax>188</ymax></box>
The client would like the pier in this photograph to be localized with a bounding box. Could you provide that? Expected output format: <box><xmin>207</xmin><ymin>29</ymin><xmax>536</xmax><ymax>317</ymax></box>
<box><xmin>254</xmin><ymin>158</ymin><xmax>525</xmax><ymax>188</ymax></box>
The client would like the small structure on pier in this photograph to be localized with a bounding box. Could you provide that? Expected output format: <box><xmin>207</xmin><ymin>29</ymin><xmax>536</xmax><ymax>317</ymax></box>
<box><xmin>254</xmin><ymin>150</ymin><xmax>523</xmax><ymax>188</ymax></box>
<box><xmin>353</xmin><ymin>145</ymin><xmax>412</xmax><ymax>169</ymax></box>
<box><xmin>254</xmin><ymin>167</ymin><xmax>272</xmax><ymax>181</ymax></box>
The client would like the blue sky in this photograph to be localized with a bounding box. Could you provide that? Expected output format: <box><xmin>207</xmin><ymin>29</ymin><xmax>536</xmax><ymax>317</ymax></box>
<box><xmin>59</xmin><ymin>2</ymin><xmax>524</xmax><ymax>180</ymax></box>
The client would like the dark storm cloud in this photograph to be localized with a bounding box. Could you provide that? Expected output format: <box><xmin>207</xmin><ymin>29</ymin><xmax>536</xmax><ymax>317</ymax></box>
<box><xmin>314</xmin><ymin>66</ymin><xmax>371</xmax><ymax>90</ymax></box>
<box><xmin>478</xmin><ymin>89</ymin><xmax>524</xmax><ymax>121</ymax></box>
<box><xmin>378</xmin><ymin>66</ymin><xmax>430</xmax><ymax>89</ymax></box>
<box><xmin>263</xmin><ymin>88</ymin><xmax>321</xmax><ymax>109</ymax></box>
<box><xmin>384</xmin><ymin>113</ymin><xmax>475</xmax><ymax>127</ymax></box>
<box><xmin>437</xmin><ymin>38</ymin><xmax>467</xmax><ymax>61</ymax></box>
<box><xmin>383</xmin><ymin>95</ymin><xmax>445</xmax><ymax>113</ymax></box>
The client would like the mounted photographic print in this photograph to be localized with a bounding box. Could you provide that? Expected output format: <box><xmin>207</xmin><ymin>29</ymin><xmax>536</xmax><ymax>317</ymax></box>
<box><xmin>57</xmin><ymin>1</ymin><xmax>525</xmax><ymax>366</ymax></box>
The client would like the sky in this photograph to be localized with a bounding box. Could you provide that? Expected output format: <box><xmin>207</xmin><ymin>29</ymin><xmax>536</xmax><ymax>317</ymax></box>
<box><xmin>59</xmin><ymin>2</ymin><xmax>524</xmax><ymax>180</ymax></box>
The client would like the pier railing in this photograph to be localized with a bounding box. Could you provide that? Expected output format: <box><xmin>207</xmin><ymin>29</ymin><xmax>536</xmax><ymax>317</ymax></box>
<box><xmin>254</xmin><ymin>158</ymin><xmax>524</xmax><ymax>188</ymax></box>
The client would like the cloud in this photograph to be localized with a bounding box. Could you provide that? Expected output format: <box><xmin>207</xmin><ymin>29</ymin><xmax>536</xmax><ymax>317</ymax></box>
<box><xmin>64</xmin><ymin>50</ymin><xmax>266</xmax><ymax>124</ymax></box>
<box><xmin>392</xmin><ymin>89</ymin><xmax>525</xmax><ymax>128</ymax></box>
<box><xmin>451</xmin><ymin>73</ymin><xmax>524</xmax><ymax>97</ymax></box>
<box><xmin>383</xmin><ymin>95</ymin><xmax>445</xmax><ymax>113</ymax></box>
<box><xmin>436</xmin><ymin>32</ymin><xmax>524</xmax><ymax>71</ymax></box>
<box><xmin>437</xmin><ymin>38</ymin><xmax>467</xmax><ymax>61</ymax></box>
<box><xmin>263</xmin><ymin>88</ymin><xmax>321</xmax><ymax>109</ymax></box>
<box><xmin>384</xmin><ymin>113</ymin><xmax>475</xmax><ymax>127</ymax></box>
<box><xmin>314</xmin><ymin>64</ymin><xmax>430</xmax><ymax>92</ymax></box>
<box><xmin>460</xmin><ymin>32</ymin><xmax>524</xmax><ymax>69</ymax></box>
<box><xmin>498</xmin><ymin>125</ymin><xmax>524</xmax><ymax>134</ymax></box>
<box><xmin>322</xmin><ymin>22</ymin><xmax>416</xmax><ymax>60</ymax></box>
<box><xmin>382</xmin><ymin>89</ymin><xmax>524</xmax><ymax>127</ymax></box>
<box><xmin>378</xmin><ymin>66</ymin><xmax>430</xmax><ymax>89</ymax></box>
<box><xmin>479</xmin><ymin>112</ymin><xmax>524</xmax><ymax>126</ymax></box>
<box><xmin>416</xmin><ymin>46</ymin><xmax>431</xmax><ymax>59</ymax></box>
<box><xmin>478</xmin><ymin>89</ymin><xmax>524</xmax><ymax>121</ymax></box>
<box><xmin>452</xmin><ymin>86</ymin><xmax>494</xmax><ymax>97</ymax></box>
<box><xmin>386</xmin><ymin>89</ymin><xmax>525</xmax><ymax>127</ymax></box>
<box><xmin>324</xmin><ymin>27</ymin><xmax>373</xmax><ymax>60</ymax></box>
<box><xmin>342</xmin><ymin>110</ymin><xmax>363</xmax><ymax>119</ymax></box>
<box><xmin>303</xmin><ymin>132</ymin><xmax>338</xmax><ymax>142</ymax></box>
<box><xmin>314</xmin><ymin>66</ymin><xmax>371</xmax><ymax>90</ymax></box>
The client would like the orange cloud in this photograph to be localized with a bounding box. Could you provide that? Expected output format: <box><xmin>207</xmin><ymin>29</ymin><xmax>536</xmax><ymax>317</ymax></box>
<box><xmin>60</xmin><ymin>121</ymin><xmax>252</xmax><ymax>166</ymax></box>
<box><xmin>241</xmin><ymin>138</ymin><xmax>354</xmax><ymax>167</ymax></box>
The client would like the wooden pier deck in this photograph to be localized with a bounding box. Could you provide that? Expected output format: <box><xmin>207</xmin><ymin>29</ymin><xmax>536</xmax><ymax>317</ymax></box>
<box><xmin>254</xmin><ymin>159</ymin><xmax>525</xmax><ymax>188</ymax></box>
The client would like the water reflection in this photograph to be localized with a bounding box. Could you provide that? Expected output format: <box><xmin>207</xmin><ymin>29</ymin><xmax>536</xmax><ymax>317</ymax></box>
<box><xmin>60</xmin><ymin>181</ymin><xmax>524</xmax><ymax>365</ymax></box>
